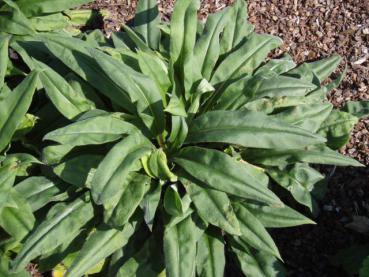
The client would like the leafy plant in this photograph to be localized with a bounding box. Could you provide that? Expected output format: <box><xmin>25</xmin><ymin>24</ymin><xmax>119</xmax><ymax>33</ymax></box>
<box><xmin>0</xmin><ymin>0</ymin><xmax>365</xmax><ymax>276</ymax></box>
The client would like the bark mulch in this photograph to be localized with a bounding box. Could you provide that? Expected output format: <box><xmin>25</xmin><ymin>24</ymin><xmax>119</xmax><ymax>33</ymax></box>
<box><xmin>31</xmin><ymin>1</ymin><xmax>369</xmax><ymax>276</ymax></box>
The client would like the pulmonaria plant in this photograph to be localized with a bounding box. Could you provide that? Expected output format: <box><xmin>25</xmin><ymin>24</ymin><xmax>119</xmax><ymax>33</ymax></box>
<box><xmin>0</xmin><ymin>0</ymin><xmax>365</xmax><ymax>276</ymax></box>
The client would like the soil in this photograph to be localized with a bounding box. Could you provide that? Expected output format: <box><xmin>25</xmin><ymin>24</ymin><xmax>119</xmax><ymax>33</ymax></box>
<box><xmin>30</xmin><ymin>0</ymin><xmax>369</xmax><ymax>276</ymax></box>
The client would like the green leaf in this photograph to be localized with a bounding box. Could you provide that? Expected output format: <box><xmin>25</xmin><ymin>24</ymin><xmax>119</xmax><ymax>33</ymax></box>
<box><xmin>107</xmin><ymin>174</ymin><xmax>149</xmax><ymax>228</ymax></box>
<box><xmin>164</xmin><ymin>215</ymin><xmax>199</xmax><ymax>277</ymax></box>
<box><xmin>169</xmin><ymin>0</ymin><xmax>199</xmax><ymax>82</ymax></box>
<box><xmin>275</xmin><ymin>103</ymin><xmax>333</xmax><ymax>133</ymax></box>
<box><xmin>180</xmin><ymin>172</ymin><xmax>241</xmax><ymax>235</ymax></box>
<box><xmin>140</xmin><ymin>180</ymin><xmax>161</xmax><ymax>231</ymax></box>
<box><xmin>12</xmin><ymin>113</ymin><xmax>38</xmax><ymax>140</ymax></box>
<box><xmin>0</xmin><ymin>0</ymin><xmax>35</xmax><ymax>35</ymax></box>
<box><xmin>267</xmin><ymin>163</ymin><xmax>324</xmax><ymax>210</ymax></box>
<box><xmin>194</xmin><ymin>7</ymin><xmax>230</xmax><ymax>80</ymax></box>
<box><xmin>134</xmin><ymin>0</ymin><xmax>161</xmax><ymax>50</ymax></box>
<box><xmin>164</xmin><ymin>185</ymin><xmax>184</xmax><ymax>217</ymax></box>
<box><xmin>30</xmin><ymin>13</ymin><xmax>71</xmax><ymax>31</ymax></box>
<box><xmin>116</xmin><ymin>235</ymin><xmax>164</xmax><ymax>277</ymax></box>
<box><xmin>308</xmin><ymin>54</ymin><xmax>342</xmax><ymax>83</ymax></box>
<box><xmin>186</xmin><ymin>110</ymin><xmax>326</xmax><ymax>149</ymax></box>
<box><xmin>11</xmin><ymin>196</ymin><xmax>94</xmax><ymax>272</ymax></box>
<box><xmin>343</xmin><ymin>101</ymin><xmax>369</xmax><ymax>118</ymax></box>
<box><xmin>242</xmin><ymin>202</ymin><xmax>315</xmax><ymax>228</ymax></box>
<box><xmin>136</xmin><ymin>51</ymin><xmax>170</xmax><ymax>105</ymax></box>
<box><xmin>2</xmin><ymin>153</ymin><xmax>41</xmax><ymax>176</ymax></box>
<box><xmin>0</xmin><ymin>34</ymin><xmax>10</xmax><ymax>89</ymax></box>
<box><xmin>0</xmin><ymin>71</ymin><xmax>39</xmax><ymax>153</ymax></box>
<box><xmin>168</xmin><ymin>116</ymin><xmax>188</xmax><ymax>151</ymax></box>
<box><xmin>174</xmin><ymin>146</ymin><xmax>281</xmax><ymax>205</ymax></box>
<box><xmin>232</xmin><ymin>245</ymin><xmax>285</xmax><ymax>277</ymax></box>
<box><xmin>255</xmin><ymin>54</ymin><xmax>296</xmax><ymax>75</ymax></box>
<box><xmin>65</xmin><ymin>222</ymin><xmax>139</xmax><ymax>277</ymax></box>
<box><xmin>16</xmin><ymin>0</ymin><xmax>93</xmax><ymax>16</ymax></box>
<box><xmin>90</xmin><ymin>48</ymin><xmax>165</xmax><ymax>136</ymax></box>
<box><xmin>210</xmin><ymin>33</ymin><xmax>282</xmax><ymax>105</ymax></box>
<box><xmin>40</xmin><ymin>34</ymin><xmax>135</xmax><ymax>112</ymax></box>
<box><xmin>0</xmin><ymin>188</ymin><xmax>35</xmax><ymax>241</ymax></box>
<box><xmin>15</xmin><ymin>176</ymin><xmax>65</xmax><ymax>211</ymax></box>
<box><xmin>91</xmin><ymin>132</ymin><xmax>153</xmax><ymax>205</ymax></box>
<box><xmin>34</xmin><ymin>59</ymin><xmax>95</xmax><ymax>120</ymax></box>
<box><xmin>196</xmin><ymin>230</ymin><xmax>225</xmax><ymax>277</ymax></box>
<box><xmin>44</xmin><ymin>114</ymin><xmax>136</xmax><ymax>146</ymax></box>
<box><xmin>318</xmin><ymin>110</ymin><xmax>358</xmax><ymax>149</ymax></box>
<box><xmin>233</xmin><ymin>203</ymin><xmax>281</xmax><ymax>259</ymax></box>
<box><xmin>53</xmin><ymin>155</ymin><xmax>103</xmax><ymax>188</ymax></box>
<box><xmin>215</xmin><ymin>74</ymin><xmax>316</xmax><ymax>111</ymax></box>
<box><xmin>244</xmin><ymin>96</ymin><xmax>311</xmax><ymax>114</ymax></box>
<box><xmin>219</xmin><ymin>0</ymin><xmax>253</xmax><ymax>54</ymax></box>
<box><xmin>243</xmin><ymin>145</ymin><xmax>363</xmax><ymax>167</ymax></box>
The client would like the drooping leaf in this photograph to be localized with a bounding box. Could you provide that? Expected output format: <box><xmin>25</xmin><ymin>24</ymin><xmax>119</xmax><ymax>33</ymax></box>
<box><xmin>164</xmin><ymin>215</ymin><xmax>201</xmax><ymax>277</ymax></box>
<box><xmin>0</xmin><ymin>188</ymin><xmax>35</xmax><ymax>241</ymax></box>
<box><xmin>91</xmin><ymin>133</ymin><xmax>153</xmax><ymax>205</ymax></box>
<box><xmin>242</xmin><ymin>201</ymin><xmax>315</xmax><ymax>228</ymax></box>
<box><xmin>34</xmin><ymin>59</ymin><xmax>95</xmax><ymax>120</ymax></box>
<box><xmin>140</xmin><ymin>180</ymin><xmax>161</xmax><ymax>231</ymax></box>
<box><xmin>180</xmin><ymin>172</ymin><xmax>241</xmax><ymax>235</ymax></box>
<box><xmin>186</xmin><ymin>110</ymin><xmax>326</xmax><ymax>149</ymax></box>
<box><xmin>44</xmin><ymin>114</ymin><xmax>137</xmax><ymax>146</ymax></box>
<box><xmin>0</xmin><ymin>71</ymin><xmax>39</xmax><ymax>152</ymax></box>
<box><xmin>15</xmin><ymin>176</ymin><xmax>66</xmax><ymax>211</ymax></box>
<box><xmin>233</xmin><ymin>203</ymin><xmax>281</xmax><ymax>259</ymax></box>
<box><xmin>196</xmin><ymin>230</ymin><xmax>225</xmax><ymax>277</ymax></box>
<box><xmin>318</xmin><ymin>110</ymin><xmax>358</xmax><ymax>149</ymax></box>
<box><xmin>53</xmin><ymin>155</ymin><xmax>103</xmax><ymax>188</ymax></box>
<box><xmin>40</xmin><ymin>33</ymin><xmax>135</xmax><ymax>112</ymax></box>
<box><xmin>275</xmin><ymin>103</ymin><xmax>333</xmax><ymax>133</ymax></box>
<box><xmin>208</xmin><ymin>33</ymin><xmax>282</xmax><ymax>108</ymax></box>
<box><xmin>107</xmin><ymin>174</ymin><xmax>150</xmax><ymax>228</ymax></box>
<box><xmin>16</xmin><ymin>0</ymin><xmax>93</xmax><ymax>16</ymax></box>
<box><xmin>343</xmin><ymin>101</ymin><xmax>369</xmax><ymax>118</ymax></box>
<box><xmin>174</xmin><ymin>146</ymin><xmax>281</xmax><ymax>205</ymax></box>
<box><xmin>116</xmin><ymin>235</ymin><xmax>165</xmax><ymax>277</ymax></box>
<box><xmin>90</xmin><ymin>48</ymin><xmax>165</xmax><ymax>135</ymax></box>
<box><xmin>65</xmin><ymin>222</ymin><xmax>139</xmax><ymax>277</ymax></box>
<box><xmin>0</xmin><ymin>0</ymin><xmax>35</xmax><ymax>35</ymax></box>
<box><xmin>267</xmin><ymin>163</ymin><xmax>324</xmax><ymax>210</ymax></box>
<box><xmin>11</xmin><ymin>195</ymin><xmax>94</xmax><ymax>272</ymax></box>
<box><xmin>232</xmin><ymin>244</ymin><xmax>286</xmax><ymax>277</ymax></box>
<box><xmin>243</xmin><ymin>145</ymin><xmax>362</xmax><ymax>168</ymax></box>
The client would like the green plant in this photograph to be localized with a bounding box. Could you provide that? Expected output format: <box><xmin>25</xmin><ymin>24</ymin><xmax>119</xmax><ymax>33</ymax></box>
<box><xmin>0</xmin><ymin>0</ymin><xmax>365</xmax><ymax>276</ymax></box>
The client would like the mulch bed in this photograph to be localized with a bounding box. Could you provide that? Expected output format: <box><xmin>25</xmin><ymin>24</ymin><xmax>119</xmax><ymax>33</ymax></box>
<box><xmin>32</xmin><ymin>0</ymin><xmax>369</xmax><ymax>276</ymax></box>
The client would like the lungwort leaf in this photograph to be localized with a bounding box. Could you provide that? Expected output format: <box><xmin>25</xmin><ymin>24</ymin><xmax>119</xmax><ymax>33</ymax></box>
<box><xmin>134</xmin><ymin>0</ymin><xmax>161</xmax><ymax>50</ymax></box>
<box><xmin>196</xmin><ymin>230</ymin><xmax>225</xmax><ymax>277</ymax></box>
<box><xmin>91</xmin><ymin>133</ymin><xmax>153</xmax><ymax>205</ymax></box>
<box><xmin>180</xmin><ymin>172</ymin><xmax>241</xmax><ymax>235</ymax></box>
<box><xmin>187</xmin><ymin>110</ymin><xmax>326</xmax><ymax>149</ymax></box>
<box><xmin>164</xmin><ymin>215</ymin><xmax>201</xmax><ymax>277</ymax></box>
<box><xmin>174</xmin><ymin>146</ymin><xmax>281</xmax><ymax>205</ymax></box>
<box><xmin>65</xmin><ymin>222</ymin><xmax>138</xmax><ymax>277</ymax></box>
<box><xmin>11</xmin><ymin>196</ymin><xmax>94</xmax><ymax>272</ymax></box>
<box><xmin>16</xmin><ymin>0</ymin><xmax>93</xmax><ymax>16</ymax></box>
<box><xmin>0</xmin><ymin>71</ymin><xmax>39</xmax><ymax>152</ymax></box>
<box><xmin>44</xmin><ymin>114</ymin><xmax>137</xmax><ymax>146</ymax></box>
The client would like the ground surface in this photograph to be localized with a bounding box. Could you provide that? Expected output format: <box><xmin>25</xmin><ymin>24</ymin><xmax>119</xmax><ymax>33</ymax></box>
<box><xmin>32</xmin><ymin>0</ymin><xmax>369</xmax><ymax>276</ymax></box>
